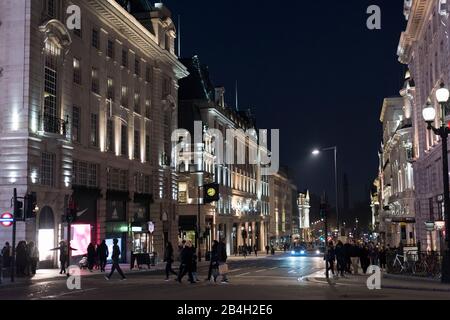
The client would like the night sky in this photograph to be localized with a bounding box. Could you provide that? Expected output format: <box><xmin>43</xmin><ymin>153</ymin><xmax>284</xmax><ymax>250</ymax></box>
<box><xmin>163</xmin><ymin>0</ymin><xmax>407</xmax><ymax>227</ymax></box>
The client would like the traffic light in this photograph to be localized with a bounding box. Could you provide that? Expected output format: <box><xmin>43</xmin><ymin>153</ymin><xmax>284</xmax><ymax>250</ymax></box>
<box><xmin>319</xmin><ymin>202</ymin><xmax>327</xmax><ymax>220</ymax></box>
<box><xmin>25</xmin><ymin>192</ymin><xmax>38</xmax><ymax>219</ymax></box>
<box><xmin>66</xmin><ymin>200</ymin><xmax>77</xmax><ymax>223</ymax></box>
<box><xmin>203</xmin><ymin>183</ymin><xmax>220</xmax><ymax>204</ymax></box>
<box><xmin>14</xmin><ymin>199</ymin><xmax>24</xmax><ymax>221</ymax></box>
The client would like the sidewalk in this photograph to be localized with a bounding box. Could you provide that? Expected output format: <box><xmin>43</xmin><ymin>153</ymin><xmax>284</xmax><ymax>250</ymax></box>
<box><xmin>0</xmin><ymin>252</ymin><xmax>281</xmax><ymax>288</ymax></box>
<box><xmin>0</xmin><ymin>262</ymin><xmax>168</xmax><ymax>288</ymax></box>
<box><xmin>305</xmin><ymin>269</ymin><xmax>450</xmax><ymax>292</ymax></box>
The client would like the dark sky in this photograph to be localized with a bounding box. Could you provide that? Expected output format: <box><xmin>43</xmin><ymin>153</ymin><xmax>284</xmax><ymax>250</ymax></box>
<box><xmin>163</xmin><ymin>0</ymin><xmax>406</xmax><ymax>223</ymax></box>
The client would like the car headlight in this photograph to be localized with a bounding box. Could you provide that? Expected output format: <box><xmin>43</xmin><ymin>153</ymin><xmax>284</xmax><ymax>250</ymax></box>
<box><xmin>291</xmin><ymin>251</ymin><xmax>296</xmax><ymax>255</ymax></box>
<box><xmin>316</xmin><ymin>250</ymin><xmax>321</xmax><ymax>255</ymax></box>
<box><xmin>300</xmin><ymin>250</ymin><xmax>305</xmax><ymax>255</ymax></box>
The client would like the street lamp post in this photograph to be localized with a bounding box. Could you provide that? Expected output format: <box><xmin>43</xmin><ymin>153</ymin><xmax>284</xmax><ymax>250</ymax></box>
<box><xmin>423</xmin><ymin>83</ymin><xmax>450</xmax><ymax>284</ymax></box>
<box><xmin>313</xmin><ymin>146</ymin><xmax>339</xmax><ymax>235</ymax></box>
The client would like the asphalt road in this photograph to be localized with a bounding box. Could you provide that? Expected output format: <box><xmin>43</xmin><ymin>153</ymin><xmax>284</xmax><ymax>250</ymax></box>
<box><xmin>0</xmin><ymin>254</ymin><xmax>449</xmax><ymax>300</ymax></box>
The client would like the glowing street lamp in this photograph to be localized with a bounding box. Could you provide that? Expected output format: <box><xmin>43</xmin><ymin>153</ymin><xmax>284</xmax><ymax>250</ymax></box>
<box><xmin>423</xmin><ymin>83</ymin><xmax>450</xmax><ymax>284</ymax></box>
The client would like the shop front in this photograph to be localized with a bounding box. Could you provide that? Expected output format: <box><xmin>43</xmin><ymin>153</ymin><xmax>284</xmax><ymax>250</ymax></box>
<box><xmin>130</xmin><ymin>193</ymin><xmax>153</xmax><ymax>268</ymax></box>
<box><xmin>70</xmin><ymin>187</ymin><xmax>101</xmax><ymax>258</ymax></box>
<box><xmin>105</xmin><ymin>190</ymin><xmax>129</xmax><ymax>263</ymax></box>
<box><xmin>179</xmin><ymin>215</ymin><xmax>197</xmax><ymax>244</ymax></box>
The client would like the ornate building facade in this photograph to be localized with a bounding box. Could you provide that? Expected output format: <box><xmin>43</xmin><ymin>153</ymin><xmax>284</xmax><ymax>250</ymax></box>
<box><xmin>397</xmin><ymin>0</ymin><xmax>449</xmax><ymax>252</ymax></box>
<box><xmin>177</xmin><ymin>56</ymin><xmax>270</xmax><ymax>256</ymax></box>
<box><xmin>0</xmin><ymin>0</ymin><xmax>187</xmax><ymax>266</ymax></box>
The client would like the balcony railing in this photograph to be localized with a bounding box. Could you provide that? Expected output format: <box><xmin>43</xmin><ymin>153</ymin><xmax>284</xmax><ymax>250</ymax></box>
<box><xmin>40</xmin><ymin>114</ymin><xmax>69</xmax><ymax>137</ymax></box>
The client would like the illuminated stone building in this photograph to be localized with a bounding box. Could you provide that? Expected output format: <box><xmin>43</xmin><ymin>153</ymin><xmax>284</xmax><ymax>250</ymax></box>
<box><xmin>0</xmin><ymin>0</ymin><xmax>187</xmax><ymax>266</ymax></box>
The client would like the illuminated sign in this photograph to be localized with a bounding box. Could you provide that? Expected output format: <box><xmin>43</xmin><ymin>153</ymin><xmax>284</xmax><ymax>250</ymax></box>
<box><xmin>0</xmin><ymin>212</ymin><xmax>13</xmax><ymax>227</ymax></box>
<box><xmin>71</xmin><ymin>224</ymin><xmax>91</xmax><ymax>255</ymax></box>
<box><xmin>39</xmin><ymin>229</ymin><xmax>54</xmax><ymax>261</ymax></box>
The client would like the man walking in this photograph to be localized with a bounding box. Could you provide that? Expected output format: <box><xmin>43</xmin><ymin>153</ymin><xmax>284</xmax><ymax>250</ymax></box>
<box><xmin>164</xmin><ymin>242</ymin><xmax>178</xmax><ymax>281</ymax></box>
<box><xmin>177</xmin><ymin>241</ymin><xmax>195</xmax><ymax>284</ymax></box>
<box><xmin>97</xmin><ymin>240</ymin><xmax>109</xmax><ymax>272</ymax></box>
<box><xmin>105</xmin><ymin>239</ymin><xmax>126</xmax><ymax>280</ymax></box>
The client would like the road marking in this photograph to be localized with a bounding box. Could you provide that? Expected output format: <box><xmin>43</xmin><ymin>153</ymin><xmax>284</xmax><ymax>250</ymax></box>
<box><xmin>37</xmin><ymin>288</ymin><xmax>98</xmax><ymax>300</ymax></box>
<box><xmin>255</xmin><ymin>269</ymin><xmax>266</xmax><ymax>273</ymax></box>
<box><xmin>236</xmin><ymin>272</ymin><xmax>251</xmax><ymax>277</ymax></box>
<box><xmin>288</xmin><ymin>270</ymin><xmax>296</xmax><ymax>274</ymax></box>
<box><xmin>269</xmin><ymin>267</ymin><xmax>278</xmax><ymax>270</ymax></box>
<box><xmin>228</xmin><ymin>268</ymin><xmax>242</xmax><ymax>273</ymax></box>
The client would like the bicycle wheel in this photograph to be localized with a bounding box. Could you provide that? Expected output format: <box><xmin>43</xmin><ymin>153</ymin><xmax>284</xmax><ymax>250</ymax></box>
<box><xmin>414</xmin><ymin>261</ymin><xmax>426</xmax><ymax>275</ymax></box>
<box><xmin>391</xmin><ymin>261</ymin><xmax>402</xmax><ymax>274</ymax></box>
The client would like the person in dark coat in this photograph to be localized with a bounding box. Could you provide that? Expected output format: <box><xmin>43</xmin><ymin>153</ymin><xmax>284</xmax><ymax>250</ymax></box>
<box><xmin>87</xmin><ymin>243</ymin><xmax>96</xmax><ymax>272</ymax></box>
<box><xmin>51</xmin><ymin>241</ymin><xmax>77</xmax><ymax>275</ymax></box>
<box><xmin>97</xmin><ymin>240</ymin><xmax>109</xmax><ymax>272</ymax></box>
<box><xmin>335</xmin><ymin>241</ymin><xmax>346</xmax><ymax>277</ymax></box>
<box><xmin>177</xmin><ymin>240</ymin><xmax>195</xmax><ymax>284</ymax></box>
<box><xmin>343</xmin><ymin>241</ymin><xmax>352</xmax><ymax>274</ymax></box>
<box><xmin>254</xmin><ymin>245</ymin><xmax>258</xmax><ymax>257</ymax></box>
<box><xmin>379</xmin><ymin>246</ymin><xmax>387</xmax><ymax>271</ymax></box>
<box><xmin>1</xmin><ymin>242</ymin><xmax>11</xmax><ymax>270</ymax></box>
<box><xmin>164</xmin><ymin>242</ymin><xmax>178</xmax><ymax>281</ymax></box>
<box><xmin>105</xmin><ymin>238</ymin><xmax>126</xmax><ymax>280</ymax></box>
<box><xmin>265</xmin><ymin>245</ymin><xmax>270</xmax><ymax>255</ymax></box>
<box><xmin>325</xmin><ymin>241</ymin><xmax>336</xmax><ymax>278</ymax></box>
<box><xmin>16</xmin><ymin>241</ymin><xmax>28</xmax><ymax>276</ymax></box>
<box><xmin>360</xmin><ymin>244</ymin><xmax>370</xmax><ymax>274</ymax></box>
<box><xmin>206</xmin><ymin>240</ymin><xmax>219</xmax><ymax>282</ymax></box>
<box><xmin>217</xmin><ymin>239</ymin><xmax>229</xmax><ymax>283</ymax></box>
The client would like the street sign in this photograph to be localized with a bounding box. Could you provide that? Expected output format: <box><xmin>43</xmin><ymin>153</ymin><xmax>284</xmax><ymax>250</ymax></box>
<box><xmin>0</xmin><ymin>212</ymin><xmax>14</xmax><ymax>227</ymax></box>
<box><xmin>148</xmin><ymin>221</ymin><xmax>155</xmax><ymax>234</ymax></box>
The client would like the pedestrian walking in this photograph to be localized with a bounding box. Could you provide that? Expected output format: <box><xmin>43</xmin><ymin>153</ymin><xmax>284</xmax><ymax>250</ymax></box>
<box><xmin>177</xmin><ymin>240</ymin><xmax>195</xmax><ymax>284</ymax></box>
<box><xmin>105</xmin><ymin>239</ymin><xmax>126</xmax><ymax>280</ymax></box>
<box><xmin>97</xmin><ymin>240</ymin><xmax>109</xmax><ymax>272</ymax></box>
<box><xmin>360</xmin><ymin>244</ymin><xmax>370</xmax><ymax>274</ymax></box>
<box><xmin>335</xmin><ymin>241</ymin><xmax>346</xmax><ymax>277</ymax></box>
<box><xmin>87</xmin><ymin>243</ymin><xmax>96</xmax><ymax>272</ymax></box>
<box><xmin>265</xmin><ymin>245</ymin><xmax>270</xmax><ymax>255</ymax></box>
<box><xmin>343</xmin><ymin>240</ymin><xmax>352</xmax><ymax>274</ymax></box>
<box><xmin>164</xmin><ymin>242</ymin><xmax>178</xmax><ymax>281</ymax></box>
<box><xmin>51</xmin><ymin>241</ymin><xmax>77</xmax><ymax>275</ymax></box>
<box><xmin>217</xmin><ymin>239</ymin><xmax>229</xmax><ymax>283</ymax></box>
<box><xmin>325</xmin><ymin>241</ymin><xmax>336</xmax><ymax>278</ymax></box>
<box><xmin>192</xmin><ymin>247</ymin><xmax>200</xmax><ymax>282</ymax></box>
<box><xmin>1</xmin><ymin>242</ymin><xmax>11</xmax><ymax>271</ymax></box>
<box><xmin>27</xmin><ymin>241</ymin><xmax>39</xmax><ymax>275</ymax></box>
<box><xmin>206</xmin><ymin>240</ymin><xmax>219</xmax><ymax>282</ymax></box>
<box><xmin>349</xmin><ymin>241</ymin><xmax>360</xmax><ymax>275</ymax></box>
<box><xmin>254</xmin><ymin>244</ymin><xmax>258</xmax><ymax>257</ymax></box>
<box><xmin>16</xmin><ymin>241</ymin><xmax>28</xmax><ymax>276</ymax></box>
<box><xmin>379</xmin><ymin>246</ymin><xmax>387</xmax><ymax>271</ymax></box>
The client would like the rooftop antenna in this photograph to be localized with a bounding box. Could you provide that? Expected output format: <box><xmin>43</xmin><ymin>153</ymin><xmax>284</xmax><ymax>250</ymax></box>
<box><xmin>177</xmin><ymin>14</ymin><xmax>181</xmax><ymax>58</ymax></box>
<box><xmin>235</xmin><ymin>80</ymin><xmax>239</xmax><ymax>111</ymax></box>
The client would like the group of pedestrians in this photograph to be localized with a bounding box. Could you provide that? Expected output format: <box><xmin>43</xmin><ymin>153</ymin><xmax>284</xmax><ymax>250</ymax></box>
<box><xmin>237</xmin><ymin>245</ymin><xmax>258</xmax><ymax>257</ymax></box>
<box><xmin>325</xmin><ymin>240</ymin><xmax>388</xmax><ymax>278</ymax></box>
<box><xmin>164</xmin><ymin>239</ymin><xmax>229</xmax><ymax>284</ymax></box>
<box><xmin>85</xmin><ymin>240</ymin><xmax>109</xmax><ymax>272</ymax></box>
<box><xmin>1</xmin><ymin>241</ymin><xmax>39</xmax><ymax>277</ymax></box>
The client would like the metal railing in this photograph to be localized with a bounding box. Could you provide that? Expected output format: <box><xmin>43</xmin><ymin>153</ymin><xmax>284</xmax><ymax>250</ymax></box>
<box><xmin>386</xmin><ymin>251</ymin><xmax>442</xmax><ymax>279</ymax></box>
<box><xmin>39</xmin><ymin>114</ymin><xmax>69</xmax><ymax>137</ymax></box>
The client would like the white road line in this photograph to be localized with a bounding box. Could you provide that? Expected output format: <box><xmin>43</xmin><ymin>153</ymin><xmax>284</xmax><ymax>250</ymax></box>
<box><xmin>236</xmin><ymin>272</ymin><xmax>251</xmax><ymax>277</ymax></box>
<box><xmin>255</xmin><ymin>269</ymin><xmax>267</xmax><ymax>273</ymax></box>
<box><xmin>227</xmin><ymin>268</ymin><xmax>242</xmax><ymax>273</ymax></box>
<box><xmin>269</xmin><ymin>267</ymin><xmax>278</xmax><ymax>270</ymax></box>
<box><xmin>288</xmin><ymin>270</ymin><xmax>296</xmax><ymax>274</ymax></box>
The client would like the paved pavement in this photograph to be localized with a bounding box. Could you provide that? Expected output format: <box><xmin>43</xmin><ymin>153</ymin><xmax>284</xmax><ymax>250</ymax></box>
<box><xmin>0</xmin><ymin>253</ymin><xmax>449</xmax><ymax>300</ymax></box>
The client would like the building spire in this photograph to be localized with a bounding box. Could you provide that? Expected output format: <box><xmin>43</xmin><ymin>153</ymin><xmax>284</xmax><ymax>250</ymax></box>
<box><xmin>235</xmin><ymin>80</ymin><xmax>239</xmax><ymax>111</ymax></box>
<box><xmin>177</xmin><ymin>14</ymin><xmax>181</xmax><ymax>58</ymax></box>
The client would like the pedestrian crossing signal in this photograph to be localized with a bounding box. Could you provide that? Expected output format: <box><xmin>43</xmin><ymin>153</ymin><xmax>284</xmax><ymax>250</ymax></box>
<box><xmin>204</xmin><ymin>183</ymin><xmax>220</xmax><ymax>204</ymax></box>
